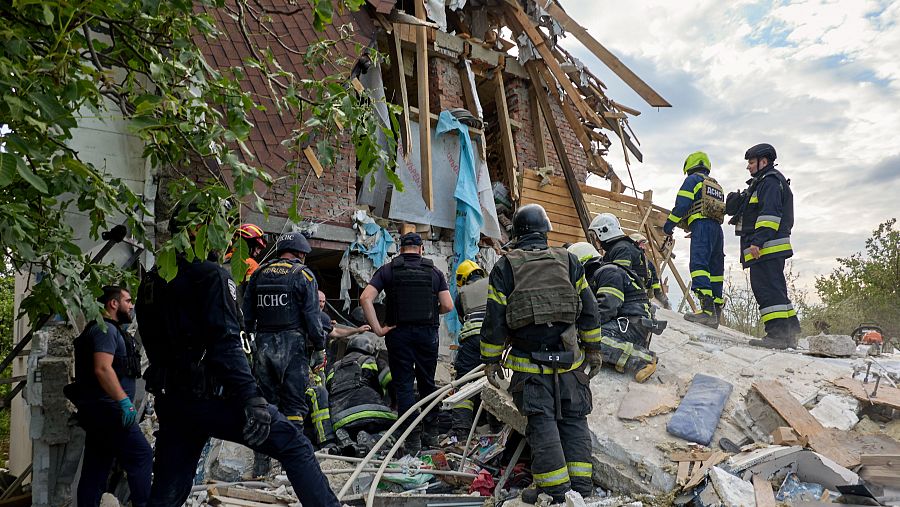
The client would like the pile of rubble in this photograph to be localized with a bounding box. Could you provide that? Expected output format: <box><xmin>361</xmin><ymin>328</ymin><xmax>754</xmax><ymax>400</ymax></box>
<box><xmin>161</xmin><ymin>311</ymin><xmax>900</xmax><ymax>507</ymax></box>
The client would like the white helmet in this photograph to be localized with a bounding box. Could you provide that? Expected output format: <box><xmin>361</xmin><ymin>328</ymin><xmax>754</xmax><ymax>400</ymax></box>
<box><xmin>589</xmin><ymin>213</ymin><xmax>625</xmax><ymax>242</ymax></box>
<box><xmin>567</xmin><ymin>242</ymin><xmax>601</xmax><ymax>264</ymax></box>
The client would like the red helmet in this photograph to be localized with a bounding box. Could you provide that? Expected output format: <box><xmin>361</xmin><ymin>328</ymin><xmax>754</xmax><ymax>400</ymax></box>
<box><xmin>237</xmin><ymin>223</ymin><xmax>266</xmax><ymax>250</ymax></box>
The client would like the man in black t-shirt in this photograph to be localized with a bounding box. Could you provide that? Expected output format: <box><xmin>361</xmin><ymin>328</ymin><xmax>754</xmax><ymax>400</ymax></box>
<box><xmin>69</xmin><ymin>286</ymin><xmax>151</xmax><ymax>507</ymax></box>
<box><xmin>359</xmin><ymin>233</ymin><xmax>453</xmax><ymax>454</ymax></box>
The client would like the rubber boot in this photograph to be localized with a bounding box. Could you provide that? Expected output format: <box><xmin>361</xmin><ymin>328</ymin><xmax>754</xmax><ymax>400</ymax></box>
<box><xmin>749</xmin><ymin>335</ymin><xmax>789</xmax><ymax>350</ymax></box>
<box><xmin>684</xmin><ymin>295</ymin><xmax>719</xmax><ymax>329</ymax></box>
<box><xmin>634</xmin><ymin>357</ymin><xmax>658</xmax><ymax>383</ymax></box>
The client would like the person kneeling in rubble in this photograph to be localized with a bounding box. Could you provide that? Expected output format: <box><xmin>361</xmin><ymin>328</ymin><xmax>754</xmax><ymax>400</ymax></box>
<box><xmin>567</xmin><ymin>241</ymin><xmax>661</xmax><ymax>383</ymax></box>
<box><xmin>326</xmin><ymin>335</ymin><xmax>397</xmax><ymax>456</ymax></box>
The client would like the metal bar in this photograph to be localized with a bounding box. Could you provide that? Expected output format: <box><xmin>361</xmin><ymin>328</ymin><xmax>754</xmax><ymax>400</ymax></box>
<box><xmin>493</xmin><ymin>437</ymin><xmax>527</xmax><ymax>498</ymax></box>
<box><xmin>457</xmin><ymin>402</ymin><xmax>486</xmax><ymax>472</ymax></box>
<box><xmin>0</xmin><ymin>375</ymin><xmax>26</xmax><ymax>386</ymax></box>
<box><xmin>0</xmin><ymin>463</ymin><xmax>32</xmax><ymax>501</ymax></box>
<box><xmin>0</xmin><ymin>381</ymin><xmax>25</xmax><ymax>410</ymax></box>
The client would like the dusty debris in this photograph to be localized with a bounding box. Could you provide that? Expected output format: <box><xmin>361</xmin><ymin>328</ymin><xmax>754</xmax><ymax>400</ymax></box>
<box><xmin>617</xmin><ymin>383</ymin><xmax>679</xmax><ymax>421</ymax></box>
<box><xmin>709</xmin><ymin>466</ymin><xmax>755</xmax><ymax>507</ymax></box>
<box><xmin>808</xmin><ymin>334</ymin><xmax>857</xmax><ymax>358</ymax></box>
<box><xmin>809</xmin><ymin>394</ymin><xmax>860</xmax><ymax>430</ymax></box>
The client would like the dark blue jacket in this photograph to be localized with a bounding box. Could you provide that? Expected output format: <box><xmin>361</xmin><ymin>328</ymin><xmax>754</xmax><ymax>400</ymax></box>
<box><xmin>664</xmin><ymin>169</ymin><xmax>718</xmax><ymax>235</ymax></box>
<box><xmin>726</xmin><ymin>166</ymin><xmax>794</xmax><ymax>267</ymax></box>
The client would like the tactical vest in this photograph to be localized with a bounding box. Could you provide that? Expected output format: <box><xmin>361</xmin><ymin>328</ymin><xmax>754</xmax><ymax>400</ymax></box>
<box><xmin>505</xmin><ymin>247</ymin><xmax>580</xmax><ymax>330</ymax></box>
<box><xmin>596</xmin><ymin>263</ymin><xmax>647</xmax><ymax>305</ymax></box>
<box><xmin>459</xmin><ymin>277</ymin><xmax>488</xmax><ymax>341</ymax></box>
<box><xmin>113</xmin><ymin>328</ymin><xmax>143</xmax><ymax>379</ymax></box>
<box><xmin>385</xmin><ymin>256</ymin><xmax>439</xmax><ymax>326</ymax></box>
<box><xmin>329</xmin><ymin>353</ymin><xmax>372</xmax><ymax>396</ymax></box>
<box><xmin>680</xmin><ymin>174</ymin><xmax>726</xmax><ymax>230</ymax></box>
<box><xmin>252</xmin><ymin>258</ymin><xmax>310</xmax><ymax>331</ymax></box>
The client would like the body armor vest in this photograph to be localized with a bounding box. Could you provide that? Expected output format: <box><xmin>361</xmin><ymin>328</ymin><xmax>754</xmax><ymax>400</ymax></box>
<box><xmin>459</xmin><ymin>277</ymin><xmax>488</xmax><ymax>341</ymax></box>
<box><xmin>385</xmin><ymin>256</ymin><xmax>438</xmax><ymax>326</ymax></box>
<box><xmin>252</xmin><ymin>259</ymin><xmax>308</xmax><ymax>331</ymax></box>
<box><xmin>680</xmin><ymin>174</ymin><xmax>726</xmax><ymax>230</ymax></box>
<box><xmin>596</xmin><ymin>263</ymin><xmax>648</xmax><ymax>305</ymax></box>
<box><xmin>329</xmin><ymin>353</ymin><xmax>372</xmax><ymax>396</ymax></box>
<box><xmin>505</xmin><ymin>247</ymin><xmax>580</xmax><ymax>330</ymax></box>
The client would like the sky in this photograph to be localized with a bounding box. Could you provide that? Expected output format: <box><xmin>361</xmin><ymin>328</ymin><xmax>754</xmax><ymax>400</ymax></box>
<box><xmin>557</xmin><ymin>0</ymin><xmax>900</xmax><ymax>302</ymax></box>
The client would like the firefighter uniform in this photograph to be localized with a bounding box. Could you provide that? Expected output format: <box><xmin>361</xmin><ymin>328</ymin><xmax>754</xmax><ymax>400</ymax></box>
<box><xmin>243</xmin><ymin>251</ymin><xmax>326</xmax><ymax>428</ymax></box>
<box><xmin>726</xmin><ymin>144</ymin><xmax>799</xmax><ymax>343</ymax></box>
<box><xmin>481</xmin><ymin>226</ymin><xmax>601</xmax><ymax>500</ymax></box>
<box><xmin>304</xmin><ymin>383</ymin><xmax>336</xmax><ymax>448</ymax></box>
<box><xmin>451</xmin><ymin>261</ymin><xmax>489</xmax><ymax>436</ymax></box>
<box><xmin>326</xmin><ymin>343</ymin><xmax>396</xmax><ymax>442</ymax></box>
<box><xmin>601</xmin><ymin>236</ymin><xmax>645</xmax><ymax>280</ymax></box>
<box><xmin>664</xmin><ymin>152</ymin><xmax>726</xmax><ymax>326</ymax></box>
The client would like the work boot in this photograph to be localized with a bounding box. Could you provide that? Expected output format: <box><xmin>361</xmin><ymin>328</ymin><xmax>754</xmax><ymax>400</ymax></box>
<box><xmin>521</xmin><ymin>486</ymin><xmax>541</xmax><ymax>505</ymax></box>
<box><xmin>402</xmin><ymin>426</ymin><xmax>422</xmax><ymax>456</ymax></box>
<box><xmin>421</xmin><ymin>425</ymin><xmax>440</xmax><ymax>449</ymax></box>
<box><xmin>684</xmin><ymin>295</ymin><xmax>719</xmax><ymax>329</ymax></box>
<box><xmin>715</xmin><ymin>302</ymin><xmax>725</xmax><ymax>326</ymax></box>
<box><xmin>634</xmin><ymin>357</ymin><xmax>658</xmax><ymax>383</ymax></box>
<box><xmin>749</xmin><ymin>335</ymin><xmax>789</xmax><ymax>350</ymax></box>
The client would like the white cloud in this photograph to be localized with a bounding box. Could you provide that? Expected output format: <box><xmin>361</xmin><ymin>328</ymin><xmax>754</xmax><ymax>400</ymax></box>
<box><xmin>563</xmin><ymin>0</ymin><xmax>900</xmax><ymax>301</ymax></box>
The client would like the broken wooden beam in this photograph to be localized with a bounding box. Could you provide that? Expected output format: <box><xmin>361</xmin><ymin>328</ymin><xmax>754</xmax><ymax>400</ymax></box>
<box><xmin>493</xmin><ymin>67</ymin><xmax>520</xmax><ymax>200</ymax></box>
<box><xmin>388</xmin><ymin>23</ymin><xmax>412</xmax><ymax>157</ymax></box>
<box><xmin>414</xmin><ymin>0</ymin><xmax>433</xmax><ymax>209</ymax></box>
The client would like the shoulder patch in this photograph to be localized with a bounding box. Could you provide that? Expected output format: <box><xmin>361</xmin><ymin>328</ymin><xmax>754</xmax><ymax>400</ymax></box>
<box><xmin>301</xmin><ymin>267</ymin><xmax>314</xmax><ymax>282</ymax></box>
<box><xmin>228</xmin><ymin>279</ymin><xmax>237</xmax><ymax>301</ymax></box>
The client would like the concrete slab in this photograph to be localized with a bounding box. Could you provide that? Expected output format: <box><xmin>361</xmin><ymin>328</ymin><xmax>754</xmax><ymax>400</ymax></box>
<box><xmin>481</xmin><ymin>309</ymin><xmax>859</xmax><ymax>495</ymax></box>
<box><xmin>616</xmin><ymin>383</ymin><xmax>679</xmax><ymax>421</ymax></box>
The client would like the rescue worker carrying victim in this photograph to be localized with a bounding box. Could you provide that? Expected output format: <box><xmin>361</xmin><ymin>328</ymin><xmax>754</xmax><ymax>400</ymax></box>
<box><xmin>568</xmin><ymin>241</ymin><xmax>660</xmax><ymax>383</ymax></box>
<box><xmin>480</xmin><ymin>204</ymin><xmax>603</xmax><ymax>503</ymax></box>
<box><xmin>360</xmin><ymin>232</ymin><xmax>453</xmax><ymax>455</ymax></box>
<box><xmin>449</xmin><ymin>259</ymin><xmax>489</xmax><ymax>440</ymax></box>
<box><xmin>136</xmin><ymin>201</ymin><xmax>337</xmax><ymax>507</ymax></box>
<box><xmin>326</xmin><ymin>335</ymin><xmax>396</xmax><ymax>456</ymax></box>
<box><xmin>726</xmin><ymin>143</ymin><xmax>800</xmax><ymax>349</ymax></box>
<box><xmin>243</xmin><ymin>232</ymin><xmax>327</xmax><ymax>429</ymax></box>
<box><xmin>664</xmin><ymin>152</ymin><xmax>726</xmax><ymax>328</ymax></box>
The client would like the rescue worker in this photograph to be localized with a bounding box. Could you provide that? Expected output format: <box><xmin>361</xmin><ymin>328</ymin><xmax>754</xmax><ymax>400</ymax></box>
<box><xmin>663</xmin><ymin>152</ymin><xmax>726</xmax><ymax>328</ymax></box>
<box><xmin>359</xmin><ymin>232</ymin><xmax>453</xmax><ymax>454</ymax></box>
<box><xmin>629</xmin><ymin>233</ymin><xmax>670</xmax><ymax>309</ymax></box>
<box><xmin>726</xmin><ymin>143</ymin><xmax>800</xmax><ymax>348</ymax></box>
<box><xmin>318</xmin><ymin>290</ymin><xmax>371</xmax><ymax>342</ymax></box>
<box><xmin>304</xmin><ymin>376</ymin><xmax>336</xmax><ymax>451</ymax></box>
<box><xmin>68</xmin><ymin>286</ymin><xmax>151</xmax><ymax>507</ymax></box>
<box><xmin>136</xmin><ymin>203</ymin><xmax>337</xmax><ymax>507</ymax></box>
<box><xmin>243</xmin><ymin>232</ymin><xmax>326</xmax><ymax>430</ymax></box>
<box><xmin>480</xmin><ymin>204</ymin><xmax>603</xmax><ymax>503</ymax></box>
<box><xmin>449</xmin><ymin>259</ymin><xmax>489</xmax><ymax>439</ymax></box>
<box><xmin>226</xmin><ymin>223</ymin><xmax>268</xmax><ymax>282</ymax></box>
<box><xmin>326</xmin><ymin>335</ymin><xmax>396</xmax><ymax>456</ymax></box>
<box><xmin>568</xmin><ymin>242</ymin><xmax>659</xmax><ymax>383</ymax></box>
<box><xmin>589</xmin><ymin>213</ymin><xmax>646</xmax><ymax>282</ymax></box>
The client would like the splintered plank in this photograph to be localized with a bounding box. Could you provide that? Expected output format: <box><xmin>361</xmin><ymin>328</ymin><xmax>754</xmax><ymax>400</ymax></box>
<box><xmin>388</xmin><ymin>23</ymin><xmax>411</xmax><ymax>157</ymax></box>
<box><xmin>676</xmin><ymin>461</ymin><xmax>690</xmax><ymax>486</ymax></box>
<box><xmin>414</xmin><ymin>0</ymin><xmax>433</xmax><ymax>209</ymax></box>
<box><xmin>752</xmin><ymin>474</ymin><xmax>777</xmax><ymax>507</ymax></box>
<box><xmin>683</xmin><ymin>451</ymin><xmax>728</xmax><ymax>490</ymax></box>
<box><xmin>833</xmin><ymin>376</ymin><xmax>900</xmax><ymax>410</ymax></box>
<box><xmin>302</xmin><ymin>147</ymin><xmax>325</xmax><ymax>178</ymax></box>
<box><xmin>493</xmin><ymin>68</ymin><xmax>519</xmax><ymax>200</ymax></box>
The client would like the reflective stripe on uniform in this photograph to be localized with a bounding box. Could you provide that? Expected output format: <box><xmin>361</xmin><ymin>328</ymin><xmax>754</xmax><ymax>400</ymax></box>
<box><xmin>755</xmin><ymin>214</ymin><xmax>781</xmax><ymax>230</ymax></box>
<box><xmin>613</xmin><ymin>259</ymin><xmax>632</xmax><ymax>267</ymax></box>
<box><xmin>709</xmin><ymin>275</ymin><xmax>724</xmax><ymax>283</ymax></box>
<box><xmin>686</xmin><ymin>212</ymin><xmax>705</xmax><ymax>226</ymax></box>
<box><xmin>690</xmin><ymin>269</ymin><xmax>710</xmax><ymax>280</ymax></box>
<box><xmin>667</xmin><ymin>213</ymin><xmax>682</xmax><ymax>224</ymax></box>
<box><xmin>378</xmin><ymin>369</ymin><xmax>392</xmax><ymax>388</ymax></box>
<box><xmin>760</xmin><ymin>303</ymin><xmax>797</xmax><ymax>323</ymax></box>
<box><xmin>481</xmin><ymin>341</ymin><xmax>504</xmax><ymax>358</ymax></box>
<box><xmin>743</xmin><ymin>237</ymin><xmax>792</xmax><ymax>262</ymax></box>
<box><xmin>362</xmin><ymin>362</ymin><xmax>379</xmax><ymax>372</ymax></box>
<box><xmin>503</xmin><ymin>349</ymin><xmax>585</xmax><ymax>374</ymax></box>
<box><xmin>567</xmin><ymin>461</ymin><xmax>593</xmax><ymax>478</ymax></box>
<box><xmin>749</xmin><ymin>193</ymin><xmax>759</xmax><ymax>204</ymax></box>
<box><xmin>453</xmin><ymin>399</ymin><xmax>475</xmax><ymax>411</ymax></box>
<box><xmin>575</xmin><ymin>275</ymin><xmax>589</xmax><ymax>294</ymax></box>
<box><xmin>651</xmin><ymin>282</ymin><xmax>662</xmax><ymax>290</ymax></box>
<box><xmin>596</xmin><ymin>286</ymin><xmax>624</xmax><ymax>301</ymax></box>
<box><xmin>287</xmin><ymin>415</ymin><xmax>303</xmax><ymax>422</ymax></box>
<box><xmin>332</xmin><ymin>404</ymin><xmax>398</xmax><ymax>430</ymax></box>
<box><xmin>459</xmin><ymin>320</ymin><xmax>484</xmax><ymax>340</ymax></box>
<box><xmin>579</xmin><ymin>327</ymin><xmax>602</xmax><ymax>344</ymax></box>
<box><xmin>599</xmin><ymin>336</ymin><xmax>654</xmax><ymax>372</ymax></box>
<box><xmin>487</xmin><ymin>285</ymin><xmax>507</xmax><ymax>305</ymax></box>
<box><xmin>714</xmin><ymin>296</ymin><xmax>725</xmax><ymax>304</ymax></box>
<box><xmin>534</xmin><ymin>466</ymin><xmax>570</xmax><ymax>488</ymax></box>
<box><xmin>678</xmin><ymin>190</ymin><xmax>695</xmax><ymax>199</ymax></box>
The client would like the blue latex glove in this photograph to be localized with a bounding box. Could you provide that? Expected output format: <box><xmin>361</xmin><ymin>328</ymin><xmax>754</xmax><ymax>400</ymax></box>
<box><xmin>118</xmin><ymin>397</ymin><xmax>137</xmax><ymax>427</ymax></box>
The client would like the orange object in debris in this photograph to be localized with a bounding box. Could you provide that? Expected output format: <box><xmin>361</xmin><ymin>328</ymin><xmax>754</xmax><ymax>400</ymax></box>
<box><xmin>860</xmin><ymin>329</ymin><xmax>884</xmax><ymax>345</ymax></box>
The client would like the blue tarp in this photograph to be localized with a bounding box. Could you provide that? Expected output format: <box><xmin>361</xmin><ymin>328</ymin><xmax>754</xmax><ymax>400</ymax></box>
<box><xmin>436</xmin><ymin>111</ymin><xmax>483</xmax><ymax>340</ymax></box>
<box><xmin>666</xmin><ymin>373</ymin><xmax>733</xmax><ymax>446</ymax></box>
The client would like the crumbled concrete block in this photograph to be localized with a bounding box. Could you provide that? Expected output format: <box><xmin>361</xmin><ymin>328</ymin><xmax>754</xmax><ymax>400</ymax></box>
<box><xmin>565</xmin><ymin>490</ymin><xmax>588</xmax><ymax>507</ymax></box>
<box><xmin>709</xmin><ymin>466</ymin><xmax>756</xmax><ymax>507</ymax></box>
<box><xmin>206</xmin><ymin>439</ymin><xmax>254</xmax><ymax>482</ymax></box>
<box><xmin>807</xmin><ymin>334</ymin><xmax>856</xmax><ymax>357</ymax></box>
<box><xmin>99</xmin><ymin>493</ymin><xmax>121</xmax><ymax>507</ymax></box>
<box><xmin>809</xmin><ymin>394</ymin><xmax>859</xmax><ymax>430</ymax></box>
<box><xmin>617</xmin><ymin>383</ymin><xmax>679</xmax><ymax>421</ymax></box>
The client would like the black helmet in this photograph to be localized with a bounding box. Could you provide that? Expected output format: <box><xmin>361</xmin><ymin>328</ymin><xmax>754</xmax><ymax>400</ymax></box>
<box><xmin>349</xmin><ymin>306</ymin><xmax>366</xmax><ymax>326</ymax></box>
<box><xmin>744</xmin><ymin>143</ymin><xmax>777</xmax><ymax>162</ymax></box>
<box><xmin>347</xmin><ymin>335</ymin><xmax>375</xmax><ymax>356</ymax></box>
<box><xmin>275</xmin><ymin>232</ymin><xmax>312</xmax><ymax>255</ymax></box>
<box><xmin>512</xmin><ymin>204</ymin><xmax>552</xmax><ymax>238</ymax></box>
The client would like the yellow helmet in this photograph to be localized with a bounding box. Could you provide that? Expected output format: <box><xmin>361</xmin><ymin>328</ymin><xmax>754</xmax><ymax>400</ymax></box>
<box><xmin>683</xmin><ymin>151</ymin><xmax>711</xmax><ymax>174</ymax></box>
<box><xmin>567</xmin><ymin>242</ymin><xmax>601</xmax><ymax>264</ymax></box>
<box><xmin>456</xmin><ymin>259</ymin><xmax>486</xmax><ymax>287</ymax></box>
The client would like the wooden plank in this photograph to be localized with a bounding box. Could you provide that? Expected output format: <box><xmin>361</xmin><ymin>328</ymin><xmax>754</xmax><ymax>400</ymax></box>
<box><xmin>414</xmin><ymin>1</ymin><xmax>433</xmax><ymax>209</ymax></box>
<box><xmin>389</xmin><ymin>23</ymin><xmax>412</xmax><ymax>157</ymax></box>
<box><xmin>523</xmin><ymin>170</ymin><xmax>671</xmax><ymax>212</ymax></box>
<box><xmin>859</xmin><ymin>469</ymin><xmax>900</xmax><ymax>487</ymax></box>
<box><xmin>861</xmin><ymin>455</ymin><xmax>900</xmax><ymax>467</ymax></box>
<box><xmin>302</xmin><ymin>147</ymin><xmax>325</xmax><ymax>178</ymax></box>
<box><xmin>670</xmin><ymin>451</ymin><xmax>713</xmax><ymax>462</ymax></box>
<box><xmin>676</xmin><ymin>461</ymin><xmax>690</xmax><ymax>486</ymax></box>
<box><xmin>753</xmin><ymin>380</ymin><xmax>825</xmax><ymax>437</ymax></box>
<box><xmin>494</xmin><ymin>68</ymin><xmax>520</xmax><ymax>200</ymax></box>
<box><xmin>543</xmin><ymin>1</ymin><xmax>670</xmax><ymax>108</ymax></box>
<box><xmin>683</xmin><ymin>451</ymin><xmax>728</xmax><ymax>490</ymax></box>
<box><xmin>525</xmin><ymin>62</ymin><xmax>593</xmax><ymax>240</ymax></box>
<box><xmin>833</xmin><ymin>377</ymin><xmax>900</xmax><ymax>410</ymax></box>
<box><xmin>528</xmin><ymin>83</ymin><xmax>549</xmax><ymax>168</ymax></box>
<box><xmin>208</xmin><ymin>495</ymin><xmax>278</xmax><ymax>507</ymax></box>
<box><xmin>216</xmin><ymin>487</ymin><xmax>289</xmax><ymax>504</ymax></box>
<box><xmin>752</xmin><ymin>474</ymin><xmax>777</xmax><ymax>507</ymax></box>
